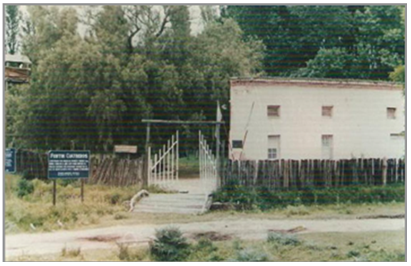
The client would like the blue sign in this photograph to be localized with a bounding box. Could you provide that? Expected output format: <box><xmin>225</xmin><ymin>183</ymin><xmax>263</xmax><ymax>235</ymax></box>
<box><xmin>48</xmin><ymin>151</ymin><xmax>90</xmax><ymax>179</ymax></box>
<box><xmin>5</xmin><ymin>148</ymin><xmax>16</xmax><ymax>173</ymax></box>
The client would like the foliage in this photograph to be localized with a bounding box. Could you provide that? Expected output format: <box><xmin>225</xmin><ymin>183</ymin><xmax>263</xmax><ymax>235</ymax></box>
<box><xmin>17</xmin><ymin>178</ymin><xmax>34</xmax><ymax>198</ymax></box>
<box><xmin>5</xmin><ymin>5</ymin><xmax>21</xmax><ymax>54</ymax></box>
<box><xmin>213</xmin><ymin>182</ymin><xmax>405</xmax><ymax>211</ymax></box>
<box><xmin>5</xmin><ymin>174</ymin><xmax>139</xmax><ymax>233</ymax></box>
<box><xmin>13</xmin><ymin>5</ymin><xmax>263</xmax><ymax>153</ymax></box>
<box><xmin>231</xmin><ymin>248</ymin><xmax>269</xmax><ymax>262</ymax></box>
<box><xmin>267</xmin><ymin>232</ymin><xmax>301</xmax><ymax>246</ymax></box>
<box><xmin>222</xmin><ymin>5</ymin><xmax>404</xmax><ymax>79</ymax></box>
<box><xmin>149</xmin><ymin>227</ymin><xmax>190</xmax><ymax>261</ymax></box>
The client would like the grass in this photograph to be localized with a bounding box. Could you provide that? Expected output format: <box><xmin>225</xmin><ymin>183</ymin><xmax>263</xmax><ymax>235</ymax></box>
<box><xmin>178</xmin><ymin>155</ymin><xmax>199</xmax><ymax>177</ymax></box>
<box><xmin>5</xmin><ymin>174</ymin><xmax>140</xmax><ymax>233</ymax></box>
<box><xmin>10</xmin><ymin>230</ymin><xmax>405</xmax><ymax>262</ymax></box>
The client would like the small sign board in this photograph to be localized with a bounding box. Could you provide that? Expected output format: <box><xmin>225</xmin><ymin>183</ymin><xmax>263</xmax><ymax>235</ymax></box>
<box><xmin>48</xmin><ymin>150</ymin><xmax>90</xmax><ymax>179</ymax></box>
<box><xmin>114</xmin><ymin>145</ymin><xmax>137</xmax><ymax>154</ymax></box>
<box><xmin>5</xmin><ymin>148</ymin><xmax>16</xmax><ymax>173</ymax></box>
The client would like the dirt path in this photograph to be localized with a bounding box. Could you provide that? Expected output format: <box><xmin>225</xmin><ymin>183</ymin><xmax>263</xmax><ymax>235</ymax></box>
<box><xmin>5</xmin><ymin>218</ymin><xmax>404</xmax><ymax>259</ymax></box>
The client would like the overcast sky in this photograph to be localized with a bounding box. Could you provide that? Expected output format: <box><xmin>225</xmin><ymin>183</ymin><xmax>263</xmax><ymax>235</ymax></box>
<box><xmin>19</xmin><ymin>5</ymin><xmax>219</xmax><ymax>37</ymax></box>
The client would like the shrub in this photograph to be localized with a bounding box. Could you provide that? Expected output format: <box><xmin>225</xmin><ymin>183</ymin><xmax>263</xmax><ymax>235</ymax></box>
<box><xmin>17</xmin><ymin>178</ymin><xmax>34</xmax><ymax>198</ymax></box>
<box><xmin>117</xmin><ymin>243</ymin><xmax>131</xmax><ymax>261</ymax></box>
<box><xmin>61</xmin><ymin>247</ymin><xmax>81</xmax><ymax>257</ymax></box>
<box><xmin>232</xmin><ymin>248</ymin><xmax>269</xmax><ymax>262</ymax></box>
<box><xmin>267</xmin><ymin>232</ymin><xmax>300</xmax><ymax>246</ymax></box>
<box><xmin>110</xmin><ymin>193</ymin><xmax>121</xmax><ymax>205</ymax></box>
<box><xmin>149</xmin><ymin>227</ymin><xmax>190</xmax><ymax>261</ymax></box>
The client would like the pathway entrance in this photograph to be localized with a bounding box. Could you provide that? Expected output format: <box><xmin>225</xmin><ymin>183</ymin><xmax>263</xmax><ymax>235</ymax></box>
<box><xmin>134</xmin><ymin>120</ymin><xmax>223</xmax><ymax>214</ymax></box>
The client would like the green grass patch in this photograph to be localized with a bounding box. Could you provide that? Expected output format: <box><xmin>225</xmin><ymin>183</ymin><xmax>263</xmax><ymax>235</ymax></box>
<box><xmin>5</xmin><ymin>174</ymin><xmax>140</xmax><ymax>233</ymax></box>
<box><xmin>213</xmin><ymin>180</ymin><xmax>404</xmax><ymax>211</ymax></box>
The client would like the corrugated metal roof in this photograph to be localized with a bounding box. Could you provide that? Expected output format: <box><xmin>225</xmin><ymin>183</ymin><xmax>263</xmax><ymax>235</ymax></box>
<box><xmin>5</xmin><ymin>54</ymin><xmax>31</xmax><ymax>64</ymax></box>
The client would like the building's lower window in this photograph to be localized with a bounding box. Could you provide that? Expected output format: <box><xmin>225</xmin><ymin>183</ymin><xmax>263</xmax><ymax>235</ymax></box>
<box><xmin>268</xmin><ymin>148</ymin><xmax>277</xmax><ymax>159</ymax></box>
<box><xmin>322</xmin><ymin>135</ymin><xmax>333</xmax><ymax>159</ymax></box>
<box><xmin>268</xmin><ymin>135</ymin><xmax>280</xmax><ymax>159</ymax></box>
<box><xmin>232</xmin><ymin>140</ymin><xmax>243</xmax><ymax>149</ymax></box>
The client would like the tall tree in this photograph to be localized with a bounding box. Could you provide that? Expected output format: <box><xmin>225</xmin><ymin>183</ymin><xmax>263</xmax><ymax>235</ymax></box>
<box><xmin>5</xmin><ymin>5</ymin><xmax>20</xmax><ymax>54</ymax></box>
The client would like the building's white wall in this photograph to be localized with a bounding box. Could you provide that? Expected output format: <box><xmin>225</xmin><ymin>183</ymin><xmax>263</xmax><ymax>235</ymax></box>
<box><xmin>229</xmin><ymin>82</ymin><xmax>405</xmax><ymax>160</ymax></box>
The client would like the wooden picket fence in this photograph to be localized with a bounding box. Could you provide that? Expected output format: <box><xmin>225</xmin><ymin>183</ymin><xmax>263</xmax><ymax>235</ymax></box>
<box><xmin>11</xmin><ymin>149</ymin><xmax>144</xmax><ymax>186</ymax></box>
<box><xmin>15</xmin><ymin>149</ymin><xmax>48</xmax><ymax>180</ymax></box>
<box><xmin>221</xmin><ymin>158</ymin><xmax>405</xmax><ymax>190</ymax></box>
<box><xmin>89</xmin><ymin>156</ymin><xmax>144</xmax><ymax>186</ymax></box>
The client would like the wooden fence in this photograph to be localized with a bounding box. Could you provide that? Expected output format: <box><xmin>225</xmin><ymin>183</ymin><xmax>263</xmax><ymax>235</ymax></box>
<box><xmin>221</xmin><ymin>158</ymin><xmax>405</xmax><ymax>190</ymax></box>
<box><xmin>11</xmin><ymin>150</ymin><xmax>144</xmax><ymax>186</ymax></box>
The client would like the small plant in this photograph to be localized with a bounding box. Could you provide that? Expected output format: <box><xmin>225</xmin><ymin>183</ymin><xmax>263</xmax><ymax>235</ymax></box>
<box><xmin>17</xmin><ymin>178</ymin><xmax>34</xmax><ymax>198</ymax></box>
<box><xmin>149</xmin><ymin>227</ymin><xmax>190</xmax><ymax>261</ymax></box>
<box><xmin>114</xmin><ymin>212</ymin><xmax>129</xmax><ymax>220</ymax></box>
<box><xmin>285</xmin><ymin>205</ymin><xmax>310</xmax><ymax>216</ymax></box>
<box><xmin>232</xmin><ymin>248</ymin><xmax>269</xmax><ymax>262</ymax></box>
<box><xmin>117</xmin><ymin>243</ymin><xmax>130</xmax><ymax>261</ymax></box>
<box><xmin>61</xmin><ymin>246</ymin><xmax>81</xmax><ymax>257</ymax></box>
<box><xmin>110</xmin><ymin>193</ymin><xmax>121</xmax><ymax>205</ymax></box>
<box><xmin>347</xmin><ymin>250</ymin><xmax>361</xmax><ymax>258</ymax></box>
<box><xmin>267</xmin><ymin>232</ymin><xmax>300</xmax><ymax>246</ymax></box>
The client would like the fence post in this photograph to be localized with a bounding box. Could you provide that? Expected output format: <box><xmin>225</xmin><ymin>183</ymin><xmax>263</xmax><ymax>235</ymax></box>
<box><xmin>382</xmin><ymin>157</ymin><xmax>387</xmax><ymax>186</ymax></box>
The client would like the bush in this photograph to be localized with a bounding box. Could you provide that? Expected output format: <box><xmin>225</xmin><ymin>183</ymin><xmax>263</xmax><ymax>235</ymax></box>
<box><xmin>267</xmin><ymin>232</ymin><xmax>300</xmax><ymax>246</ymax></box>
<box><xmin>149</xmin><ymin>227</ymin><xmax>190</xmax><ymax>261</ymax></box>
<box><xmin>232</xmin><ymin>248</ymin><xmax>269</xmax><ymax>262</ymax></box>
<box><xmin>17</xmin><ymin>178</ymin><xmax>34</xmax><ymax>198</ymax></box>
<box><xmin>213</xmin><ymin>183</ymin><xmax>404</xmax><ymax>211</ymax></box>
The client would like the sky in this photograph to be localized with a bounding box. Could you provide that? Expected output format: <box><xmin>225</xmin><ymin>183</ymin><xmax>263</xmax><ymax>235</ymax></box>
<box><xmin>18</xmin><ymin>5</ymin><xmax>220</xmax><ymax>38</ymax></box>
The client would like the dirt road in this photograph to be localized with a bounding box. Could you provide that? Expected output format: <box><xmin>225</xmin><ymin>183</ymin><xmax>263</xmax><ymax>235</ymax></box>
<box><xmin>5</xmin><ymin>217</ymin><xmax>404</xmax><ymax>259</ymax></box>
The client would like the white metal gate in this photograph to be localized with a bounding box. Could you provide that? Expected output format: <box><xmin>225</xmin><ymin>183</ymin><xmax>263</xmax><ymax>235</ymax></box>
<box><xmin>148</xmin><ymin>131</ymin><xmax>179</xmax><ymax>188</ymax></box>
<box><xmin>199</xmin><ymin>131</ymin><xmax>219</xmax><ymax>195</ymax></box>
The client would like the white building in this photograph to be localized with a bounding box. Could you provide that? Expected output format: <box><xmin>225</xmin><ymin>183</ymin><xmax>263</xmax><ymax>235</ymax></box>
<box><xmin>229</xmin><ymin>78</ymin><xmax>405</xmax><ymax>160</ymax></box>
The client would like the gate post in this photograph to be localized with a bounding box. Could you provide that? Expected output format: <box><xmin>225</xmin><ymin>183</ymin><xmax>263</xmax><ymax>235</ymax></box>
<box><xmin>143</xmin><ymin>123</ymin><xmax>151</xmax><ymax>187</ymax></box>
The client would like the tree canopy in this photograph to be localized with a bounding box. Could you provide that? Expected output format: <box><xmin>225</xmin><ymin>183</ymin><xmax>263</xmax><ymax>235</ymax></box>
<box><xmin>6</xmin><ymin>5</ymin><xmax>404</xmax><ymax>153</ymax></box>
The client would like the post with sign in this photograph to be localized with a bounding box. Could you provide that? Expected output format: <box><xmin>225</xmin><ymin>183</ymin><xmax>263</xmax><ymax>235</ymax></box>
<box><xmin>48</xmin><ymin>151</ymin><xmax>90</xmax><ymax>206</ymax></box>
<box><xmin>5</xmin><ymin>148</ymin><xmax>17</xmax><ymax>173</ymax></box>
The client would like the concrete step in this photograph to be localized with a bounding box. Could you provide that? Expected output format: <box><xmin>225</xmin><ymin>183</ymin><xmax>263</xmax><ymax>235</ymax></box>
<box><xmin>133</xmin><ymin>205</ymin><xmax>203</xmax><ymax>214</ymax></box>
<box><xmin>133</xmin><ymin>192</ymin><xmax>208</xmax><ymax>214</ymax></box>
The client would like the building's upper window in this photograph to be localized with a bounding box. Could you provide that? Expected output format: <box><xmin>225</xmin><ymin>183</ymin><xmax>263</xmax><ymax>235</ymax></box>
<box><xmin>232</xmin><ymin>140</ymin><xmax>243</xmax><ymax>149</ymax></box>
<box><xmin>387</xmin><ymin>107</ymin><xmax>396</xmax><ymax>119</ymax></box>
<box><xmin>322</xmin><ymin>106</ymin><xmax>333</xmax><ymax>117</ymax></box>
<box><xmin>267</xmin><ymin>105</ymin><xmax>280</xmax><ymax>117</ymax></box>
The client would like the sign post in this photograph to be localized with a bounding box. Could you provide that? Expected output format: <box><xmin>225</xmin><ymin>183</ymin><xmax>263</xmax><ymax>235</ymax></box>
<box><xmin>48</xmin><ymin>150</ymin><xmax>90</xmax><ymax>206</ymax></box>
<box><xmin>5</xmin><ymin>148</ymin><xmax>16</xmax><ymax>173</ymax></box>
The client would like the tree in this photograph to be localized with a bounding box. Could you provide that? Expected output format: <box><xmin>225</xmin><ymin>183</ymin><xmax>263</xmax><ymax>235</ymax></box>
<box><xmin>223</xmin><ymin>5</ymin><xmax>405</xmax><ymax>80</ymax></box>
<box><xmin>5</xmin><ymin>5</ymin><xmax>20</xmax><ymax>54</ymax></box>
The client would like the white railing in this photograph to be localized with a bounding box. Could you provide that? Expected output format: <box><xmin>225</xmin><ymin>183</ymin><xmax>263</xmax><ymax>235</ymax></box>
<box><xmin>148</xmin><ymin>131</ymin><xmax>179</xmax><ymax>188</ymax></box>
<box><xmin>199</xmin><ymin>131</ymin><xmax>218</xmax><ymax>195</ymax></box>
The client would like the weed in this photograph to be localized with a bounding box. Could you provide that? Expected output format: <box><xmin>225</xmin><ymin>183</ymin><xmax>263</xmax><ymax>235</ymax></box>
<box><xmin>117</xmin><ymin>243</ymin><xmax>130</xmax><ymax>261</ymax></box>
<box><xmin>285</xmin><ymin>205</ymin><xmax>310</xmax><ymax>216</ymax></box>
<box><xmin>149</xmin><ymin>227</ymin><xmax>190</xmax><ymax>261</ymax></box>
<box><xmin>114</xmin><ymin>212</ymin><xmax>129</xmax><ymax>220</ymax></box>
<box><xmin>17</xmin><ymin>179</ymin><xmax>34</xmax><ymax>198</ymax></box>
<box><xmin>61</xmin><ymin>247</ymin><xmax>81</xmax><ymax>257</ymax></box>
<box><xmin>267</xmin><ymin>232</ymin><xmax>301</xmax><ymax>246</ymax></box>
<box><xmin>232</xmin><ymin>248</ymin><xmax>269</xmax><ymax>262</ymax></box>
<box><xmin>347</xmin><ymin>250</ymin><xmax>360</xmax><ymax>258</ymax></box>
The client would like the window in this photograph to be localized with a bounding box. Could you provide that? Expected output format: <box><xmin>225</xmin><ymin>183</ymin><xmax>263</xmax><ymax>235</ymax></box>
<box><xmin>387</xmin><ymin>107</ymin><xmax>396</xmax><ymax>119</ymax></box>
<box><xmin>268</xmin><ymin>135</ymin><xmax>280</xmax><ymax>159</ymax></box>
<box><xmin>322</xmin><ymin>106</ymin><xmax>333</xmax><ymax>117</ymax></box>
<box><xmin>322</xmin><ymin>135</ymin><xmax>333</xmax><ymax>159</ymax></box>
<box><xmin>232</xmin><ymin>140</ymin><xmax>243</xmax><ymax>149</ymax></box>
<box><xmin>268</xmin><ymin>148</ymin><xmax>277</xmax><ymax>159</ymax></box>
<box><xmin>267</xmin><ymin>105</ymin><xmax>280</xmax><ymax>117</ymax></box>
